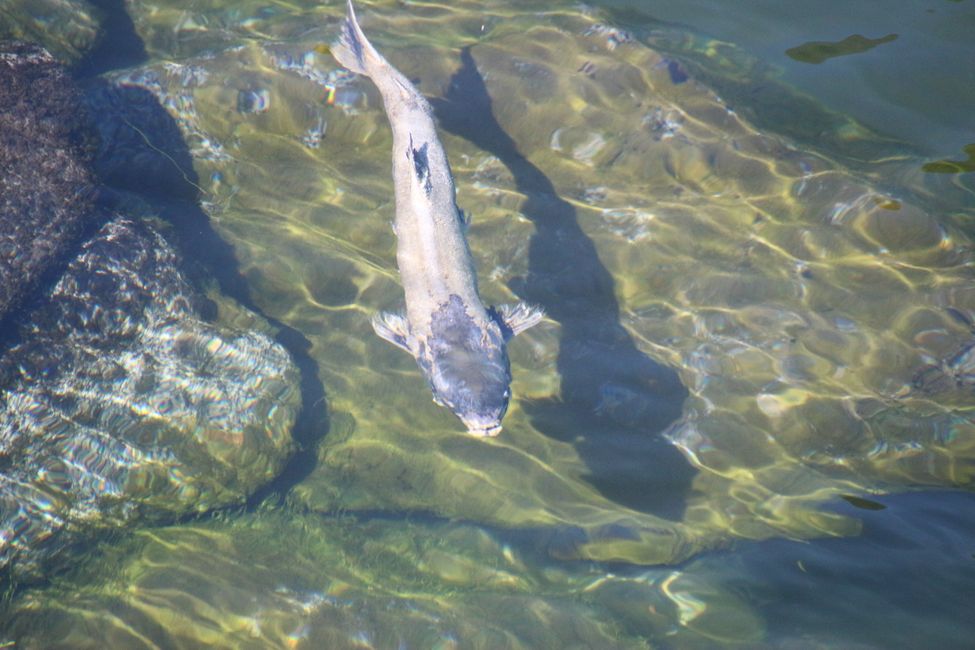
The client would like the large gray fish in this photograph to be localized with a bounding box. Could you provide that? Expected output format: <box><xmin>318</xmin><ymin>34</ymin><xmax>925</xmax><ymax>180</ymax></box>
<box><xmin>332</xmin><ymin>0</ymin><xmax>543</xmax><ymax>436</ymax></box>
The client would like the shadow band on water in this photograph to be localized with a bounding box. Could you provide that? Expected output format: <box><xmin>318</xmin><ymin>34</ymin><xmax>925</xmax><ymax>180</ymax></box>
<box><xmin>89</xmin><ymin>84</ymin><xmax>330</xmax><ymax>506</ymax></box>
<box><xmin>73</xmin><ymin>0</ymin><xmax>149</xmax><ymax>77</ymax></box>
<box><xmin>431</xmin><ymin>47</ymin><xmax>694</xmax><ymax>521</ymax></box>
<box><xmin>74</xmin><ymin>0</ymin><xmax>329</xmax><ymax>506</ymax></box>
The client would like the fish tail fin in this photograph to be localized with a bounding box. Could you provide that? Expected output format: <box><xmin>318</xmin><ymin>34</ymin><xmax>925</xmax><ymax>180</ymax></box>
<box><xmin>331</xmin><ymin>0</ymin><xmax>385</xmax><ymax>77</ymax></box>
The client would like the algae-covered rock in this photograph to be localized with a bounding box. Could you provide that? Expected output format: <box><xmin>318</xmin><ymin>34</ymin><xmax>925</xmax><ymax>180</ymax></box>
<box><xmin>0</xmin><ymin>217</ymin><xmax>299</xmax><ymax>580</ymax></box>
<box><xmin>0</xmin><ymin>0</ymin><xmax>103</xmax><ymax>67</ymax></box>
<box><xmin>0</xmin><ymin>41</ymin><xmax>97</xmax><ymax>321</ymax></box>
<box><xmin>0</xmin><ymin>40</ymin><xmax>300</xmax><ymax>581</ymax></box>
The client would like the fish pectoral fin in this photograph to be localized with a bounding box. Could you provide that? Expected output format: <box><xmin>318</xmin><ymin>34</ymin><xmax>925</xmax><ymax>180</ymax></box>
<box><xmin>371</xmin><ymin>311</ymin><xmax>413</xmax><ymax>352</ymax></box>
<box><xmin>491</xmin><ymin>302</ymin><xmax>545</xmax><ymax>339</ymax></box>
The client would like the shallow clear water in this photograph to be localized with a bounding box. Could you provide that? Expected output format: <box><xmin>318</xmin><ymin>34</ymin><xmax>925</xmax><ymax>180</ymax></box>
<box><xmin>3</xmin><ymin>0</ymin><xmax>975</xmax><ymax>647</ymax></box>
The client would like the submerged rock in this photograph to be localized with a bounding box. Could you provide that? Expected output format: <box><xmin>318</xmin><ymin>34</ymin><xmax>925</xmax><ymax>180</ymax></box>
<box><xmin>0</xmin><ymin>41</ymin><xmax>97</xmax><ymax>322</ymax></box>
<box><xmin>0</xmin><ymin>44</ymin><xmax>301</xmax><ymax>581</ymax></box>
<box><xmin>0</xmin><ymin>217</ymin><xmax>299</xmax><ymax>580</ymax></box>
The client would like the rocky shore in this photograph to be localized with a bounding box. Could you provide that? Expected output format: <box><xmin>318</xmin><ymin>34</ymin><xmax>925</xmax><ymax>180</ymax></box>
<box><xmin>0</xmin><ymin>41</ymin><xmax>301</xmax><ymax>582</ymax></box>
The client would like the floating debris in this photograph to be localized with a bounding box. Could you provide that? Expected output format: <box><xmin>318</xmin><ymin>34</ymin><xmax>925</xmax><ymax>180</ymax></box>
<box><xmin>786</xmin><ymin>33</ymin><xmax>898</xmax><ymax>64</ymax></box>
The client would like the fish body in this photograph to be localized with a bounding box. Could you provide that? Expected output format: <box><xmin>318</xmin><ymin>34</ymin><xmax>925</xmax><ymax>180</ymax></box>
<box><xmin>332</xmin><ymin>0</ymin><xmax>543</xmax><ymax>436</ymax></box>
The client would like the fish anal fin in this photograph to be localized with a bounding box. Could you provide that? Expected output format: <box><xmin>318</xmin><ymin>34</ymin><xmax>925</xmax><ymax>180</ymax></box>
<box><xmin>490</xmin><ymin>302</ymin><xmax>545</xmax><ymax>339</ymax></box>
<box><xmin>372</xmin><ymin>311</ymin><xmax>412</xmax><ymax>352</ymax></box>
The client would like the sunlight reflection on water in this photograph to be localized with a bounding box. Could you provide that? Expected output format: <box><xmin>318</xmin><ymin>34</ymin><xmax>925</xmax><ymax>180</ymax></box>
<box><xmin>3</xmin><ymin>0</ymin><xmax>975</xmax><ymax>647</ymax></box>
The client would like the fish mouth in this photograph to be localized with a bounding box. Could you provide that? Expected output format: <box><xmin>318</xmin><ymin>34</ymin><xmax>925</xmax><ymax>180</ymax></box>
<box><xmin>464</xmin><ymin>422</ymin><xmax>503</xmax><ymax>437</ymax></box>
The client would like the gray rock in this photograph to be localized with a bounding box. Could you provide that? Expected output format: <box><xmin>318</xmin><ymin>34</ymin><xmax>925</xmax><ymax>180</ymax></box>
<box><xmin>0</xmin><ymin>44</ymin><xmax>301</xmax><ymax>581</ymax></box>
<box><xmin>0</xmin><ymin>41</ymin><xmax>97</xmax><ymax>322</ymax></box>
<box><xmin>0</xmin><ymin>217</ymin><xmax>299</xmax><ymax>580</ymax></box>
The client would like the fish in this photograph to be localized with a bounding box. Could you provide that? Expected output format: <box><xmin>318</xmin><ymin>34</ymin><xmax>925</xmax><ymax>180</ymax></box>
<box><xmin>331</xmin><ymin>0</ymin><xmax>544</xmax><ymax>436</ymax></box>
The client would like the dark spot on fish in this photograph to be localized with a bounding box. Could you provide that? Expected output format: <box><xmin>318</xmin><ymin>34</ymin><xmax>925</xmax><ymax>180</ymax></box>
<box><xmin>840</xmin><ymin>494</ymin><xmax>887</xmax><ymax>511</ymax></box>
<box><xmin>343</xmin><ymin>19</ymin><xmax>365</xmax><ymax>70</ymax></box>
<box><xmin>427</xmin><ymin>295</ymin><xmax>509</xmax><ymax>417</ymax></box>
<box><xmin>666</xmin><ymin>59</ymin><xmax>688</xmax><ymax>84</ymax></box>
<box><xmin>408</xmin><ymin>135</ymin><xmax>433</xmax><ymax>196</ymax></box>
<box><xmin>786</xmin><ymin>33</ymin><xmax>898</xmax><ymax>64</ymax></box>
<box><xmin>431</xmin><ymin>295</ymin><xmax>481</xmax><ymax>349</ymax></box>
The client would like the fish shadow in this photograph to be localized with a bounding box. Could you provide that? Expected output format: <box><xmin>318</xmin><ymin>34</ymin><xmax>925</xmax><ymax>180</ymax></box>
<box><xmin>80</xmin><ymin>68</ymin><xmax>328</xmax><ymax>504</ymax></box>
<box><xmin>431</xmin><ymin>48</ymin><xmax>694</xmax><ymax>521</ymax></box>
<box><xmin>73</xmin><ymin>0</ymin><xmax>149</xmax><ymax>77</ymax></box>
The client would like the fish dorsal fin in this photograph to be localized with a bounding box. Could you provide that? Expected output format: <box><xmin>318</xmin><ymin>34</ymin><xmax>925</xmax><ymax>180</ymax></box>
<box><xmin>372</xmin><ymin>310</ymin><xmax>412</xmax><ymax>352</ymax></box>
<box><xmin>490</xmin><ymin>302</ymin><xmax>545</xmax><ymax>340</ymax></box>
<box><xmin>407</xmin><ymin>134</ymin><xmax>433</xmax><ymax>197</ymax></box>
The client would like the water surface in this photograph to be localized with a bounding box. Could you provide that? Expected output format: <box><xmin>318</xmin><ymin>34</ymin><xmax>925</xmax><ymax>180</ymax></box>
<box><xmin>3</xmin><ymin>0</ymin><xmax>975</xmax><ymax>647</ymax></box>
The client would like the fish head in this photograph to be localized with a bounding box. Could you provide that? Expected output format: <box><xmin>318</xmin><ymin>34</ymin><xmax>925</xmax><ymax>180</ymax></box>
<box><xmin>426</xmin><ymin>332</ymin><xmax>511</xmax><ymax>436</ymax></box>
<box><xmin>423</xmin><ymin>297</ymin><xmax>513</xmax><ymax>436</ymax></box>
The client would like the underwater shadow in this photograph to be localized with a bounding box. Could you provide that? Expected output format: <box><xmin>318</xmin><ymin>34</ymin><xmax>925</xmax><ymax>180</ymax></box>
<box><xmin>431</xmin><ymin>48</ymin><xmax>693</xmax><ymax>521</ymax></box>
<box><xmin>85</xmin><ymin>80</ymin><xmax>329</xmax><ymax>506</ymax></box>
<box><xmin>74</xmin><ymin>0</ymin><xmax>149</xmax><ymax>78</ymax></box>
